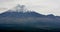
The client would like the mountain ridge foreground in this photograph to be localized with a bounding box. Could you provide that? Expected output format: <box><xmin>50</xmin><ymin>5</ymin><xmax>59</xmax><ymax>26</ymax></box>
<box><xmin>0</xmin><ymin>5</ymin><xmax>60</xmax><ymax>32</ymax></box>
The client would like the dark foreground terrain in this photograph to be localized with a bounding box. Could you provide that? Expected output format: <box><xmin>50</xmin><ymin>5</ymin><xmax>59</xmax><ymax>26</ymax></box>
<box><xmin>0</xmin><ymin>24</ymin><xmax>60</xmax><ymax>32</ymax></box>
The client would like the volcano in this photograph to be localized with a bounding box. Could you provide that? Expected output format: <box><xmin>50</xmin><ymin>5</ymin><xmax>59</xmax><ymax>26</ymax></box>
<box><xmin>0</xmin><ymin>4</ymin><xmax>60</xmax><ymax>32</ymax></box>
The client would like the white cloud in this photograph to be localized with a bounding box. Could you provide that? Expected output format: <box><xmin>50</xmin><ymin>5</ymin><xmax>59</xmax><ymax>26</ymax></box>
<box><xmin>0</xmin><ymin>0</ymin><xmax>60</xmax><ymax>16</ymax></box>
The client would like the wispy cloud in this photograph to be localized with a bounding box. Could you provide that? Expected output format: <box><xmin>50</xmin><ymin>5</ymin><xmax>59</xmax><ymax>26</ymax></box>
<box><xmin>0</xmin><ymin>8</ymin><xmax>7</xmax><ymax>10</ymax></box>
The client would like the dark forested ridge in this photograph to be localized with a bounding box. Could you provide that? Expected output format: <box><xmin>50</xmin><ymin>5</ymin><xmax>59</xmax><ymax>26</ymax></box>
<box><xmin>0</xmin><ymin>11</ymin><xmax>60</xmax><ymax>32</ymax></box>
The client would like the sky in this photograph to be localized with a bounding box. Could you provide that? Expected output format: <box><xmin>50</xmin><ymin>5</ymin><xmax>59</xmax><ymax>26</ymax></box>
<box><xmin>0</xmin><ymin>0</ymin><xmax>60</xmax><ymax>16</ymax></box>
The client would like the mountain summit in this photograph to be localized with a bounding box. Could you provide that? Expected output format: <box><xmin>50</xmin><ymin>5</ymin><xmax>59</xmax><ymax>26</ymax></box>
<box><xmin>0</xmin><ymin>4</ymin><xmax>45</xmax><ymax>18</ymax></box>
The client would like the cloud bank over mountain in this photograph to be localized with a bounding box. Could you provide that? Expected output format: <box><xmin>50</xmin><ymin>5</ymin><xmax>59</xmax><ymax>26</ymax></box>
<box><xmin>0</xmin><ymin>0</ymin><xmax>60</xmax><ymax>16</ymax></box>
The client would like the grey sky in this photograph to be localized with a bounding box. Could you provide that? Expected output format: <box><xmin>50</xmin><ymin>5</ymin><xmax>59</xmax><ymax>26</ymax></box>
<box><xmin>0</xmin><ymin>0</ymin><xmax>60</xmax><ymax>16</ymax></box>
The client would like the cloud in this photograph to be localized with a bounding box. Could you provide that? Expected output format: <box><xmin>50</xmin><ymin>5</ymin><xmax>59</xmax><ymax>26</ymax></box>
<box><xmin>0</xmin><ymin>0</ymin><xmax>60</xmax><ymax>16</ymax></box>
<box><xmin>0</xmin><ymin>8</ymin><xmax>7</xmax><ymax>10</ymax></box>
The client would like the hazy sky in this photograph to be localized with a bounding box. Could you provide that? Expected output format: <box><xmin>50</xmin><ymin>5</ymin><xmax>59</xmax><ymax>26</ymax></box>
<box><xmin>0</xmin><ymin>0</ymin><xmax>60</xmax><ymax>16</ymax></box>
